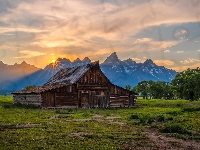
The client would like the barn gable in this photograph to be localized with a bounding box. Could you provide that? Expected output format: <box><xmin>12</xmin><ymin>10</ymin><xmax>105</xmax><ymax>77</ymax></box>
<box><xmin>44</xmin><ymin>61</ymin><xmax>105</xmax><ymax>86</ymax></box>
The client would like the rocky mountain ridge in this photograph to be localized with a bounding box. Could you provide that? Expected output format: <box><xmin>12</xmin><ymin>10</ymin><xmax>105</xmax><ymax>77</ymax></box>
<box><xmin>0</xmin><ymin>53</ymin><xmax>177</xmax><ymax>94</ymax></box>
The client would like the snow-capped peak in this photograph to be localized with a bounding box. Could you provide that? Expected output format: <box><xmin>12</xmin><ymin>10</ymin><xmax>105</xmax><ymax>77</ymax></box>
<box><xmin>103</xmin><ymin>52</ymin><xmax>121</xmax><ymax>64</ymax></box>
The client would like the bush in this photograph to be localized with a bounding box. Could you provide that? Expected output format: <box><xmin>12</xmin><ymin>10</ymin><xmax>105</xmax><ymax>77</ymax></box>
<box><xmin>160</xmin><ymin>123</ymin><xmax>190</xmax><ymax>134</ymax></box>
<box><xmin>166</xmin><ymin>111</ymin><xmax>182</xmax><ymax>116</ymax></box>
<box><xmin>182</xmin><ymin>102</ymin><xmax>200</xmax><ymax>112</ymax></box>
<box><xmin>139</xmin><ymin>114</ymin><xmax>154</xmax><ymax>125</ymax></box>
<box><xmin>156</xmin><ymin>115</ymin><xmax>165</xmax><ymax>122</ymax></box>
<box><xmin>130</xmin><ymin>114</ymin><xmax>139</xmax><ymax>119</ymax></box>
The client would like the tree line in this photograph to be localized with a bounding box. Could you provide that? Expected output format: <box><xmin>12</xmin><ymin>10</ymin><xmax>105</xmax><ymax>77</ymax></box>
<box><xmin>125</xmin><ymin>68</ymin><xmax>200</xmax><ymax>101</ymax></box>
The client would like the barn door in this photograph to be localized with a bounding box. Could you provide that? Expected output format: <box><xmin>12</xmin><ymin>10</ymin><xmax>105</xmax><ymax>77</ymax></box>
<box><xmin>81</xmin><ymin>92</ymin><xmax>89</xmax><ymax>108</ymax></box>
<box><xmin>91</xmin><ymin>91</ymin><xmax>107</xmax><ymax>108</ymax></box>
<box><xmin>78</xmin><ymin>90</ymin><xmax>90</xmax><ymax>108</ymax></box>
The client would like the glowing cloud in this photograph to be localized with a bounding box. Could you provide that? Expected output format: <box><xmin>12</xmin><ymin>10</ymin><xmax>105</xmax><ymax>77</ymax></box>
<box><xmin>164</xmin><ymin>50</ymin><xmax>170</xmax><ymax>53</ymax></box>
<box><xmin>180</xmin><ymin>58</ymin><xmax>200</xmax><ymax>64</ymax></box>
<box><xmin>177</xmin><ymin>51</ymin><xmax>184</xmax><ymax>53</ymax></box>
<box><xmin>14</xmin><ymin>50</ymin><xmax>46</xmax><ymax>58</ymax></box>
<box><xmin>154</xmin><ymin>60</ymin><xmax>174</xmax><ymax>66</ymax></box>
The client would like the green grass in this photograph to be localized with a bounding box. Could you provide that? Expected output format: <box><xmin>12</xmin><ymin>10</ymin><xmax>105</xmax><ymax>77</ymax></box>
<box><xmin>0</xmin><ymin>96</ymin><xmax>200</xmax><ymax>149</ymax></box>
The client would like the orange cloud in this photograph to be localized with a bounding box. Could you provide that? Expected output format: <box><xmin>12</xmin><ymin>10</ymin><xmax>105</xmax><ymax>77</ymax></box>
<box><xmin>154</xmin><ymin>60</ymin><xmax>174</xmax><ymax>67</ymax></box>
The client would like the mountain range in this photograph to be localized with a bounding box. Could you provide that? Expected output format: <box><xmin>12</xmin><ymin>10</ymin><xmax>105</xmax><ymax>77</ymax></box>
<box><xmin>0</xmin><ymin>52</ymin><xmax>177</xmax><ymax>94</ymax></box>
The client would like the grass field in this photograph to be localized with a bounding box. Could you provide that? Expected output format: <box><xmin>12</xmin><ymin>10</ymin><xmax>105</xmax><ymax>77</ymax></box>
<box><xmin>0</xmin><ymin>96</ymin><xmax>200</xmax><ymax>149</ymax></box>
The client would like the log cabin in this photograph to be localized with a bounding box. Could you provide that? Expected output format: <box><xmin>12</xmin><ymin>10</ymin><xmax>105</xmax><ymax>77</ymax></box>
<box><xmin>12</xmin><ymin>61</ymin><xmax>136</xmax><ymax>108</ymax></box>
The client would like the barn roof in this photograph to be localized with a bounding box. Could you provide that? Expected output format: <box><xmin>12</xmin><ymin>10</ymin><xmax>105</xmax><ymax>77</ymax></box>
<box><xmin>12</xmin><ymin>84</ymin><xmax>68</xmax><ymax>94</ymax></box>
<box><xmin>44</xmin><ymin>61</ymin><xmax>98</xmax><ymax>86</ymax></box>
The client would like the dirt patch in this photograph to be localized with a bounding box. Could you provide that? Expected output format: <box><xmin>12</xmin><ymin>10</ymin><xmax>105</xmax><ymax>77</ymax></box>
<box><xmin>69</xmin><ymin>132</ymin><xmax>93</xmax><ymax>138</ymax></box>
<box><xmin>106</xmin><ymin>116</ymin><xmax>126</xmax><ymax>126</ymax></box>
<box><xmin>66</xmin><ymin>118</ymin><xmax>91</xmax><ymax>122</ymax></box>
<box><xmin>50</xmin><ymin>114</ymin><xmax>69</xmax><ymax>119</ymax></box>
<box><xmin>106</xmin><ymin>116</ymin><xmax>121</xmax><ymax>120</ymax></box>
<box><xmin>62</xmin><ymin>114</ymin><xmax>126</xmax><ymax>126</ymax></box>
<box><xmin>111</xmin><ymin>121</ymin><xmax>126</xmax><ymax>126</ymax></box>
<box><xmin>0</xmin><ymin>124</ymin><xmax>40</xmax><ymax>130</ymax></box>
<box><xmin>145</xmin><ymin>129</ymin><xmax>200</xmax><ymax>150</ymax></box>
<box><xmin>92</xmin><ymin>114</ymin><xmax>104</xmax><ymax>119</ymax></box>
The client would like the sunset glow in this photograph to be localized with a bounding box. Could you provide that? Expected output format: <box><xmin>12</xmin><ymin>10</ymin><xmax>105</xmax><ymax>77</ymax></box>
<box><xmin>51</xmin><ymin>59</ymin><xmax>56</xmax><ymax>64</ymax></box>
<box><xmin>0</xmin><ymin>1</ymin><xmax>199</xmax><ymax>71</ymax></box>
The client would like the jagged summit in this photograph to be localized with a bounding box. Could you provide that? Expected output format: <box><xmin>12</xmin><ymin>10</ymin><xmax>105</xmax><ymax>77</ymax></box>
<box><xmin>82</xmin><ymin>57</ymin><xmax>91</xmax><ymax>63</ymax></box>
<box><xmin>21</xmin><ymin>61</ymin><xmax>27</xmax><ymax>65</ymax></box>
<box><xmin>123</xmin><ymin>58</ymin><xmax>136</xmax><ymax>65</ymax></box>
<box><xmin>0</xmin><ymin>61</ymin><xmax>5</xmax><ymax>65</ymax></box>
<box><xmin>143</xmin><ymin>59</ymin><xmax>155</xmax><ymax>66</ymax></box>
<box><xmin>74</xmin><ymin>58</ymin><xmax>81</xmax><ymax>62</ymax></box>
<box><xmin>56</xmin><ymin>58</ymin><xmax>71</xmax><ymax>63</ymax></box>
<box><xmin>103</xmin><ymin>52</ymin><xmax>121</xmax><ymax>64</ymax></box>
<box><xmin>144</xmin><ymin>59</ymin><xmax>154</xmax><ymax>63</ymax></box>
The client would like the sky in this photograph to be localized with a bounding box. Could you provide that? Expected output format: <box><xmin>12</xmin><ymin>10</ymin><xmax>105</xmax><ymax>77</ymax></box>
<box><xmin>0</xmin><ymin>0</ymin><xmax>200</xmax><ymax>71</ymax></box>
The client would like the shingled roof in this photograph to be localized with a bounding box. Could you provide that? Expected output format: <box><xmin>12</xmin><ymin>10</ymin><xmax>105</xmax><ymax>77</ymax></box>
<box><xmin>12</xmin><ymin>84</ymin><xmax>67</xmax><ymax>94</ymax></box>
<box><xmin>44</xmin><ymin>61</ymin><xmax>98</xmax><ymax>86</ymax></box>
<box><xmin>12</xmin><ymin>62</ymin><xmax>99</xmax><ymax>94</ymax></box>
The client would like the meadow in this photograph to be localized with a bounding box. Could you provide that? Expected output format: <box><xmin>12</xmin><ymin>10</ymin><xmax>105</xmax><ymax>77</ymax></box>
<box><xmin>0</xmin><ymin>96</ymin><xmax>200</xmax><ymax>149</ymax></box>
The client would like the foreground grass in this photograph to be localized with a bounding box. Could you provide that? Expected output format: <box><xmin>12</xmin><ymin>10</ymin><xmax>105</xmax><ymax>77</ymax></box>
<box><xmin>0</xmin><ymin>96</ymin><xmax>200</xmax><ymax>149</ymax></box>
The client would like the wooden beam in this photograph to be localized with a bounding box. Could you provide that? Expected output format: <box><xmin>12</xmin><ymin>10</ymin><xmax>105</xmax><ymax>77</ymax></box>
<box><xmin>78</xmin><ymin>87</ymin><xmax>108</xmax><ymax>90</ymax></box>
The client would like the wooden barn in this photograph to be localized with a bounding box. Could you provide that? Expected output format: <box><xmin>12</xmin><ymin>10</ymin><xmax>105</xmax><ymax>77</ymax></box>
<box><xmin>12</xmin><ymin>62</ymin><xmax>136</xmax><ymax>108</ymax></box>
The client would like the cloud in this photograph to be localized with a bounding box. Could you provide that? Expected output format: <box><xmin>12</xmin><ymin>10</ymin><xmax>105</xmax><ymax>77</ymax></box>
<box><xmin>175</xmin><ymin>30</ymin><xmax>188</xmax><ymax>36</ymax></box>
<box><xmin>174</xmin><ymin>29</ymin><xmax>189</xmax><ymax>41</ymax></box>
<box><xmin>197</xmin><ymin>50</ymin><xmax>200</xmax><ymax>52</ymax></box>
<box><xmin>1</xmin><ymin>0</ymin><xmax>200</xmax><ymax>68</ymax></box>
<box><xmin>132</xmin><ymin>58</ymin><xmax>141</xmax><ymax>61</ymax></box>
<box><xmin>172</xmin><ymin>63</ymin><xmax>200</xmax><ymax>72</ymax></box>
<box><xmin>180</xmin><ymin>58</ymin><xmax>200</xmax><ymax>64</ymax></box>
<box><xmin>154</xmin><ymin>60</ymin><xmax>174</xmax><ymax>66</ymax></box>
<box><xmin>14</xmin><ymin>50</ymin><xmax>46</xmax><ymax>58</ymax></box>
<box><xmin>133</xmin><ymin>38</ymin><xmax>178</xmax><ymax>51</ymax></box>
<box><xmin>177</xmin><ymin>51</ymin><xmax>184</xmax><ymax>53</ymax></box>
<box><xmin>164</xmin><ymin>50</ymin><xmax>170</xmax><ymax>53</ymax></box>
<box><xmin>134</xmin><ymin>38</ymin><xmax>152</xmax><ymax>44</ymax></box>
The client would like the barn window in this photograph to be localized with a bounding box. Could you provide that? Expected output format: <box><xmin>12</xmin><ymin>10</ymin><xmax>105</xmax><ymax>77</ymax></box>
<box><xmin>84</xmin><ymin>76</ymin><xmax>87</xmax><ymax>83</ymax></box>
<box><xmin>69</xmin><ymin>86</ymin><xmax>72</xmax><ymax>92</ymax></box>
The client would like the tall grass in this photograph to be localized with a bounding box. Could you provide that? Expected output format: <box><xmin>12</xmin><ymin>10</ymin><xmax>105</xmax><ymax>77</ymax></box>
<box><xmin>0</xmin><ymin>96</ymin><xmax>200</xmax><ymax>149</ymax></box>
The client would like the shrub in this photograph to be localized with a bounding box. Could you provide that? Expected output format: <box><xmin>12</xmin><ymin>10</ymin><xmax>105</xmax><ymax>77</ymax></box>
<box><xmin>166</xmin><ymin>111</ymin><xmax>182</xmax><ymax>116</ymax></box>
<box><xmin>139</xmin><ymin>114</ymin><xmax>154</xmax><ymax>125</ymax></box>
<box><xmin>183</xmin><ymin>107</ymin><xmax>200</xmax><ymax>112</ymax></box>
<box><xmin>156</xmin><ymin>115</ymin><xmax>165</xmax><ymax>122</ymax></box>
<box><xmin>160</xmin><ymin>123</ymin><xmax>190</xmax><ymax>134</ymax></box>
<box><xmin>130</xmin><ymin>114</ymin><xmax>139</xmax><ymax>119</ymax></box>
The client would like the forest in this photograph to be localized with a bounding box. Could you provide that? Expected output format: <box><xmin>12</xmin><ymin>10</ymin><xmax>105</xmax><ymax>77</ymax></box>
<box><xmin>126</xmin><ymin>67</ymin><xmax>200</xmax><ymax>101</ymax></box>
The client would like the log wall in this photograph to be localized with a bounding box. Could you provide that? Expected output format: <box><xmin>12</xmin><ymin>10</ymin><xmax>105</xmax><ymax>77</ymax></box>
<box><xmin>78</xmin><ymin>64</ymin><xmax>110</xmax><ymax>85</ymax></box>
<box><xmin>109</xmin><ymin>85</ymin><xmax>135</xmax><ymax>108</ymax></box>
<box><xmin>41</xmin><ymin>85</ymin><xmax>78</xmax><ymax>108</ymax></box>
<box><xmin>13</xmin><ymin>94</ymin><xmax>42</xmax><ymax>107</ymax></box>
